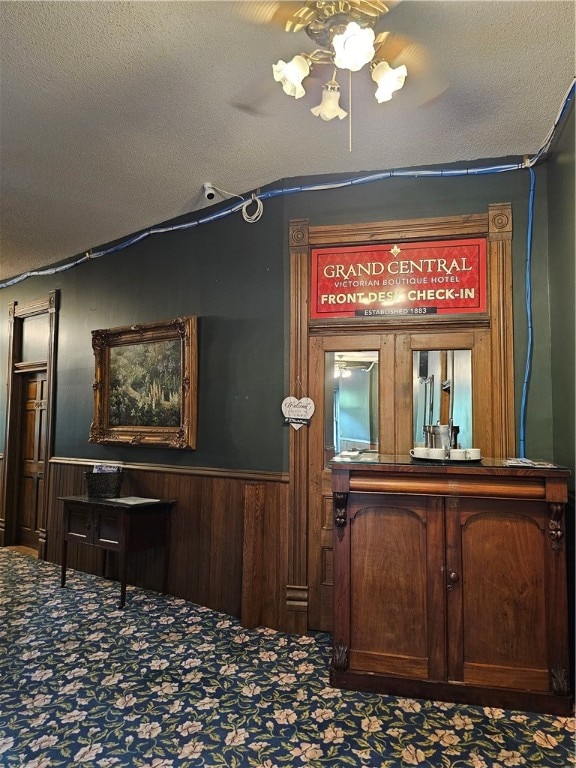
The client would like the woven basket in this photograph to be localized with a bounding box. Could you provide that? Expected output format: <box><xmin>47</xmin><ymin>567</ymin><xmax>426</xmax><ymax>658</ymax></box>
<box><xmin>84</xmin><ymin>471</ymin><xmax>124</xmax><ymax>499</ymax></box>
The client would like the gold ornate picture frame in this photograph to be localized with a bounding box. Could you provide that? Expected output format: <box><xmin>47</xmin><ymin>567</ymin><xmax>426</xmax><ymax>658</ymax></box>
<box><xmin>89</xmin><ymin>316</ymin><xmax>198</xmax><ymax>449</ymax></box>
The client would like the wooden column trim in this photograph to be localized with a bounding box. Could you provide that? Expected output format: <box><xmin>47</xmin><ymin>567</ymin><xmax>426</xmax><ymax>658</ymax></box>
<box><xmin>39</xmin><ymin>289</ymin><xmax>59</xmax><ymax>559</ymax></box>
<box><xmin>287</xmin><ymin>219</ymin><xmax>310</xmax><ymax>633</ymax></box>
<box><xmin>488</xmin><ymin>203</ymin><xmax>515</xmax><ymax>457</ymax></box>
<box><xmin>0</xmin><ymin>301</ymin><xmax>19</xmax><ymax>546</ymax></box>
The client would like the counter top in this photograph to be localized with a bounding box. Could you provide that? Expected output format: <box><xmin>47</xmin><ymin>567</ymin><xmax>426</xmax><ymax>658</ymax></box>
<box><xmin>330</xmin><ymin>453</ymin><xmax>570</xmax><ymax>477</ymax></box>
<box><xmin>58</xmin><ymin>495</ymin><xmax>175</xmax><ymax>508</ymax></box>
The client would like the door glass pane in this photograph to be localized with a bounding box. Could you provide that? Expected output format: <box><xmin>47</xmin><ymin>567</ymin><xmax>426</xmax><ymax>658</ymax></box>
<box><xmin>412</xmin><ymin>350</ymin><xmax>472</xmax><ymax>448</ymax></box>
<box><xmin>325</xmin><ymin>351</ymin><xmax>379</xmax><ymax>462</ymax></box>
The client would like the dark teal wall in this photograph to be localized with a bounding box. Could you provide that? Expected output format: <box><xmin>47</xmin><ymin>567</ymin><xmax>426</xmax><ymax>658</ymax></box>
<box><xmin>547</xmin><ymin>102</ymin><xmax>575</xmax><ymax>487</ymax></box>
<box><xmin>0</xmin><ymin>196</ymin><xmax>289</xmax><ymax>471</ymax></box>
<box><xmin>1</xmin><ymin>151</ymin><xmax>571</xmax><ymax>470</ymax></box>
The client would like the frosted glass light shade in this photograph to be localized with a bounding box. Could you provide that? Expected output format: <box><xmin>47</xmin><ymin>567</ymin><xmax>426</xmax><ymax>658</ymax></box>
<box><xmin>273</xmin><ymin>55</ymin><xmax>310</xmax><ymax>98</ymax></box>
<box><xmin>332</xmin><ymin>22</ymin><xmax>375</xmax><ymax>72</ymax></box>
<box><xmin>371</xmin><ymin>60</ymin><xmax>408</xmax><ymax>102</ymax></box>
<box><xmin>311</xmin><ymin>85</ymin><xmax>347</xmax><ymax>121</ymax></box>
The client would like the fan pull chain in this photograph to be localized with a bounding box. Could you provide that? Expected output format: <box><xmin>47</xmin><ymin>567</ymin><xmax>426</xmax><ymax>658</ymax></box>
<box><xmin>349</xmin><ymin>70</ymin><xmax>352</xmax><ymax>153</ymax></box>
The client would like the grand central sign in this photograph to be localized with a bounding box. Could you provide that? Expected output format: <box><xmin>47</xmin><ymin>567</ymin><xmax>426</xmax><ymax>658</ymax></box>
<box><xmin>310</xmin><ymin>238</ymin><xmax>487</xmax><ymax>319</ymax></box>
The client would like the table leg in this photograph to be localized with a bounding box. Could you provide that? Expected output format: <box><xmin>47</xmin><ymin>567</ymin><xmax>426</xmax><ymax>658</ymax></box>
<box><xmin>162</xmin><ymin>513</ymin><xmax>171</xmax><ymax>595</ymax></box>
<box><xmin>60</xmin><ymin>538</ymin><xmax>68</xmax><ymax>588</ymax></box>
<box><xmin>119</xmin><ymin>551</ymin><xmax>127</xmax><ymax>608</ymax></box>
<box><xmin>101</xmin><ymin>549</ymin><xmax>107</xmax><ymax>579</ymax></box>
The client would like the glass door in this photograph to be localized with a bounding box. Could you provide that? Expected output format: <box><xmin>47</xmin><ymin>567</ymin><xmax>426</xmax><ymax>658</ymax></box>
<box><xmin>325</xmin><ymin>350</ymin><xmax>379</xmax><ymax>459</ymax></box>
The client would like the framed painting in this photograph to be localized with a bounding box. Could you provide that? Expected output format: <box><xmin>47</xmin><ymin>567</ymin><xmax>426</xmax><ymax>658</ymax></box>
<box><xmin>89</xmin><ymin>316</ymin><xmax>198</xmax><ymax>449</ymax></box>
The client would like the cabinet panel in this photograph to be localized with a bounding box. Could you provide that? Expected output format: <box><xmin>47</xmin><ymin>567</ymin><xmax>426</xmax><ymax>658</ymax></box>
<box><xmin>450</xmin><ymin>498</ymin><xmax>549</xmax><ymax>691</ymax></box>
<box><xmin>67</xmin><ymin>506</ymin><xmax>91</xmax><ymax>542</ymax></box>
<box><xmin>344</xmin><ymin>494</ymin><xmax>446</xmax><ymax>681</ymax></box>
<box><xmin>95</xmin><ymin>510</ymin><xmax>120</xmax><ymax>548</ymax></box>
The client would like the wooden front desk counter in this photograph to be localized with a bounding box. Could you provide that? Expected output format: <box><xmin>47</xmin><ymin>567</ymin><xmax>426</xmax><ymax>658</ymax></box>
<box><xmin>330</xmin><ymin>456</ymin><xmax>572</xmax><ymax>714</ymax></box>
<box><xmin>59</xmin><ymin>496</ymin><xmax>174</xmax><ymax>608</ymax></box>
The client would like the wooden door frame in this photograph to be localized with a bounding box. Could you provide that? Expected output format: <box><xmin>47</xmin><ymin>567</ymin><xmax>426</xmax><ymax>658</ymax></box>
<box><xmin>287</xmin><ymin>205</ymin><xmax>514</xmax><ymax>631</ymax></box>
<box><xmin>1</xmin><ymin>290</ymin><xmax>59</xmax><ymax>558</ymax></box>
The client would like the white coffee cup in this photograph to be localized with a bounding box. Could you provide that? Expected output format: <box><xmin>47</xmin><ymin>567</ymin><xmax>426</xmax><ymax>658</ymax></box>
<box><xmin>467</xmin><ymin>448</ymin><xmax>481</xmax><ymax>460</ymax></box>
<box><xmin>450</xmin><ymin>448</ymin><xmax>468</xmax><ymax>460</ymax></box>
<box><xmin>428</xmin><ymin>447</ymin><xmax>448</xmax><ymax>460</ymax></box>
<box><xmin>410</xmin><ymin>447</ymin><xmax>429</xmax><ymax>459</ymax></box>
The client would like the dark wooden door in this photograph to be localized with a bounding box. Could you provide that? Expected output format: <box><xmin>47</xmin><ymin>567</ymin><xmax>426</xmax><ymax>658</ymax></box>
<box><xmin>447</xmin><ymin>496</ymin><xmax>552</xmax><ymax>692</ymax></box>
<box><xmin>17</xmin><ymin>371</ymin><xmax>48</xmax><ymax>548</ymax></box>
<box><xmin>333</xmin><ymin>491</ymin><xmax>446</xmax><ymax>682</ymax></box>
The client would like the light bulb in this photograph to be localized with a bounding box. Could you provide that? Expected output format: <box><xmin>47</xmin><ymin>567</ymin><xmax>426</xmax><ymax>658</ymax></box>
<box><xmin>332</xmin><ymin>22</ymin><xmax>375</xmax><ymax>72</ymax></box>
<box><xmin>311</xmin><ymin>82</ymin><xmax>347</xmax><ymax>121</ymax></box>
<box><xmin>371</xmin><ymin>60</ymin><xmax>407</xmax><ymax>102</ymax></box>
<box><xmin>273</xmin><ymin>55</ymin><xmax>310</xmax><ymax>98</ymax></box>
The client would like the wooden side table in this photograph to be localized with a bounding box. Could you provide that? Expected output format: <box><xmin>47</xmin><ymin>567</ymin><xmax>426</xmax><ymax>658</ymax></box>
<box><xmin>59</xmin><ymin>495</ymin><xmax>174</xmax><ymax>607</ymax></box>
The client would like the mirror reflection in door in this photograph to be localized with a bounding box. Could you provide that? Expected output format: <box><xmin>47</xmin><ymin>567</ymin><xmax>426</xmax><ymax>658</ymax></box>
<box><xmin>413</xmin><ymin>350</ymin><xmax>472</xmax><ymax>448</ymax></box>
<box><xmin>325</xmin><ymin>351</ymin><xmax>379</xmax><ymax>463</ymax></box>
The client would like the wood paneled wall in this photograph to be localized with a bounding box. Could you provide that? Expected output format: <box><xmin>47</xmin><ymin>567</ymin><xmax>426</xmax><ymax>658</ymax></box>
<box><xmin>45</xmin><ymin>459</ymin><xmax>289</xmax><ymax>630</ymax></box>
<box><xmin>0</xmin><ymin>455</ymin><xmax>3</xmax><ymax>532</ymax></box>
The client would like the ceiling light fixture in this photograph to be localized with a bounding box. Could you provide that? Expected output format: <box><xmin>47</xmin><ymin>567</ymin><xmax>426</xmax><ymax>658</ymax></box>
<box><xmin>272</xmin><ymin>1</ymin><xmax>407</xmax><ymax>121</ymax></box>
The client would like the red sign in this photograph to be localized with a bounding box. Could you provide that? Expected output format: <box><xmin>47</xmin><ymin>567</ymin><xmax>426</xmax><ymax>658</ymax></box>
<box><xmin>310</xmin><ymin>238</ymin><xmax>487</xmax><ymax>319</ymax></box>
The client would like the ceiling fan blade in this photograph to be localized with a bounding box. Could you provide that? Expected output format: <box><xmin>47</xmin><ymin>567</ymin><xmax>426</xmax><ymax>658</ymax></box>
<box><xmin>230</xmin><ymin>66</ymin><xmax>324</xmax><ymax>117</ymax></box>
<box><xmin>234</xmin><ymin>1</ymin><xmax>403</xmax><ymax>31</ymax></box>
<box><xmin>232</xmin><ymin>2</ymin><xmax>308</xmax><ymax>28</ymax></box>
<box><xmin>346</xmin><ymin>0</ymin><xmax>402</xmax><ymax>18</ymax></box>
<box><xmin>230</xmin><ymin>81</ymin><xmax>277</xmax><ymax>117</ymax></box>
<box><xmin>374</xmin><ymin>31</ymin><xmax>448</xmax><ymax>105</ymax></box>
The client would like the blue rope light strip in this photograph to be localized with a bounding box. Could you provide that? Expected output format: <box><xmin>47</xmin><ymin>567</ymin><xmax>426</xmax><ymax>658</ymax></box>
<box><xmin>518</xmin><ymin>166</ymin><xmax>536</xmax><ymax>459</ymax></box>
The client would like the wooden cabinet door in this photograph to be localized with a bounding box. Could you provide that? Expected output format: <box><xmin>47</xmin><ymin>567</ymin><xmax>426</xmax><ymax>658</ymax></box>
<box><xmin>333</xmin><ymin>492</ymin><xmax>446</xmax><ymax>682</ymax></box>
<box><xmin>445</xmin><ymin>497</ymin><xmax>560</xmax><ymax>693</ymax></box>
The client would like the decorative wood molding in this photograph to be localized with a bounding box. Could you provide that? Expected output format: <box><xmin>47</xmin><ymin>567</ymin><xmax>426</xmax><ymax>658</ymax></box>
<box><xmin>286</xmin><ymin>584</ymin><xmax>308</xmax><ymax>613</ymax></box>
<box><xmin>289</xmin><ymin>219</ymin><xmax>309</xmax><ymax>248</ymax></box>
<box><xmin>548</xmin><ymin>503</ymin><xmax>565</xmax><ymax>550</ymax></box>
<box><xmin>49</xmin><ymin>457</ymin><xmax>288</xmax><ymax>484</ymax></box>
<box><xmin>551</xmin><ymin>664</ymin><xmax>570</xmax><ymax>696</ymax></box>
<box><xmin>333</xmin><ymin>491</ymin><xmax>348</xmax><ymax>538</ymax></box>
<box><xmin>13</xmin><ymin>361</ymin><xmax>48</xmax><ymax>373</ymax></box>
<box><xmin>308</xmin><ymin>213</ymin><xmax>490</xmax><ymax>246</ymax></box>
<box><xmin>487</xmin><ymin>203</ymin><xmax>515</xmax><ymax>457</ymax></box>
<box><xmin>13</xmin><ymin>295</ymin><xmax>55</xmax><ymax>317</ymax></box>
<box><xmin>331</xmin><ymin>639</ymin><xmax>349</xmax><ymax>671</ymax></box>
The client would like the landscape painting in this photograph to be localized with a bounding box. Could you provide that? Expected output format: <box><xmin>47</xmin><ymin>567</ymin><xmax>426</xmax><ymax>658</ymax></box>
<box><xmin>89</xmin><ymin>316</ymin><xmax>198</xmax><ymax>449</ymax></box>
<box><xmin>109</xmin><ymin>340</ymin><xmax>181</xmax><ymax>428</ymax></box>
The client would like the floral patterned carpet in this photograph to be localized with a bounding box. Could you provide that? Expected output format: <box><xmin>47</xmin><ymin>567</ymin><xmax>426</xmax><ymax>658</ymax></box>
<box><xmin>0</xmin><ymin>549</ymin><xmax>574</xmax><ymax>767</ymax></box>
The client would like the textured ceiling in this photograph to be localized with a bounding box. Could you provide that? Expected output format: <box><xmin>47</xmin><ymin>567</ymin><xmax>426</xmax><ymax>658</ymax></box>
<box><xmin>0</xmin><ymin>1</ymin><xmax>574</xmax><ymax>283</ymax></box>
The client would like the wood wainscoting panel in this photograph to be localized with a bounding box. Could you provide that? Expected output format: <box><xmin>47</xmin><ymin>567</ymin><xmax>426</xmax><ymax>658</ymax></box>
<box><xmin>46</xmin><ymin>459</ymin><xmax>289</xmax><ymax>630</ymax></box>
<box><xmin>0</xmin><ymin>454</ymin><xmax>4</xmax><ymax>545</ymax></box>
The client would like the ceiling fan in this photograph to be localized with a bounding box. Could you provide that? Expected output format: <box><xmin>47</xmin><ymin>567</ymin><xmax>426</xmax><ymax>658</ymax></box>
<box><xmin>232</xmin><ymin>1</ymin><xmax>446</xmax><ymax>119</ymax></box>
